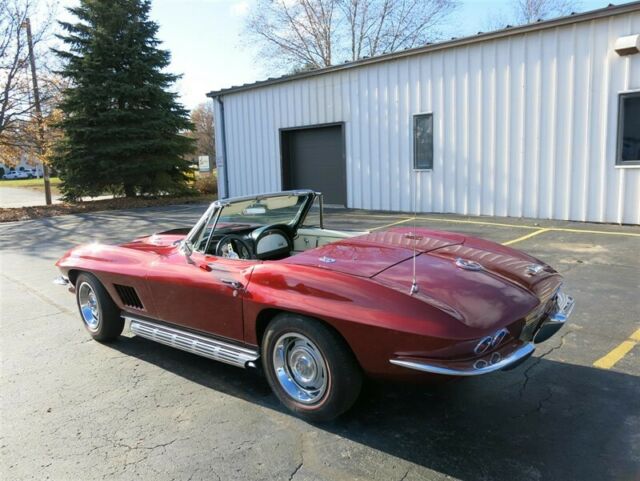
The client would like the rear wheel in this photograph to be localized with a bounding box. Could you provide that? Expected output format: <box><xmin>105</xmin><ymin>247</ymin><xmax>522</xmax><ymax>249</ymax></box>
<box><xmin>75</xmin><ymin>273</ymin><xmax>123</xmax><ymax>342</ymax></box>
<box><xmin>262</xmin><ymin>313</ymin><xmax>362</xmax><ymax>422</ymax></box>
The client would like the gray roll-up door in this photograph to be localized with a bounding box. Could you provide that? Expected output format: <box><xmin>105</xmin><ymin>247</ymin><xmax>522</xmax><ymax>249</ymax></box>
<box><xmin>281</xmin><ymin>124</ymin><xmax>346</xmax><ymax>206</ymax></box>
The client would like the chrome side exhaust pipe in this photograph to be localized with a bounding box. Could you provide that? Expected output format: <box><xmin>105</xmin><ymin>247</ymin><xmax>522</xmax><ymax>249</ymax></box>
<box><xmin>124</xmin><ymin>315</ymin><xmax>260</xmax><ymax>369</ymax></box>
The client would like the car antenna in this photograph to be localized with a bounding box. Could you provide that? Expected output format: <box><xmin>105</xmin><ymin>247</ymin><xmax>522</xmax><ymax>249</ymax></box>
<box><xmin>410</xmin><ymin>171</ymin><xmax>419</xmax><ymax>296</ymax></box>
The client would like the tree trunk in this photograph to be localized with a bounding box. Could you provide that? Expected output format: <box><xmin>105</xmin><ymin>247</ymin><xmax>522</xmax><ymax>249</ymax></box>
<box><xmin>123</xmin><ymin>183</ymin><xmax>136</xmax><ymax>197</ymax></box>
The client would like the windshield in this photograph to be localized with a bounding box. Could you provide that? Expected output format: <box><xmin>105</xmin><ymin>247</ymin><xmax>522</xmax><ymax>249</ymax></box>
<box><xmin>189</xmin><ymin>192</ymin><xmax>313</xmax><ymax>253</ymax></box>
<box><xmin>218</xmin><ymin>194</ymin><xmax>308</xmax><ymax>227</ymax></box>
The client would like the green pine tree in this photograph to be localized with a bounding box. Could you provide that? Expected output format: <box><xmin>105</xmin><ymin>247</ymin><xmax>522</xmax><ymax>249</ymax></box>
<box><xmin>52</xmin><ymin>0</ymin><xmax>195</xmax><ymax>199</ymax></box>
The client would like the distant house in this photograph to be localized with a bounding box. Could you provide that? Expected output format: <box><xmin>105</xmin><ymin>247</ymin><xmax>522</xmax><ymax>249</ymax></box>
<box><xmin>208</xmin><ymin>3</ymin><xmax>640</xmax><ymax>224</ymax></box>
<box><xmin>0</xmin><ymin>154</ymin><xmax>43</xmax><ymax>177</ymax></box>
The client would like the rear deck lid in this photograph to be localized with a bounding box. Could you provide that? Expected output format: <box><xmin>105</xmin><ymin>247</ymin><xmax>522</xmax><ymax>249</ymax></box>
<box><xmin>283</xmin><ymin>227</ymin><xmax>464</xmax><ymax>277</ymax></box>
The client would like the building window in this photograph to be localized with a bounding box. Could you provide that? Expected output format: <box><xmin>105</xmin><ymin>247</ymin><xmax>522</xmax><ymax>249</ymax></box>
<box><xmin>617</xmin><ymin>92</ymin><xmax>640</xmax><ymax>166</ymax></box>
<box><xmin>414</xmin><ymin>113</ymin><xmax>433</xmax><ymax>170</ymax></box>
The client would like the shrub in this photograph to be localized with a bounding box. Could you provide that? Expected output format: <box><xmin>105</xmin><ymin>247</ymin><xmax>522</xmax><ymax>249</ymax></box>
<box><xmin>193</xmin><ymin>173</ymin><xmax>218</xmax><ymax>196</ymax></box>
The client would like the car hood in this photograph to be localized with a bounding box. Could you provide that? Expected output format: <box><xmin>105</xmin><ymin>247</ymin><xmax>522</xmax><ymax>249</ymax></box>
<box><xmin>119</xmin><ymin>229</ymin><xmax>190</xmax><ymax>254</ymax></box>
<box><xmin>283</xmin><ymin>227</ymin><xmax>466</xmax><ymax>277</ymax></box>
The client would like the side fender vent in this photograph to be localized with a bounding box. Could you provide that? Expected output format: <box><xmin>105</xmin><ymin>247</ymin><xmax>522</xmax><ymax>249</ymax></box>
<box><xmin>114</xmin><ymin>284</ymin><xmax>144</xmax><ymax>310</ymax></box>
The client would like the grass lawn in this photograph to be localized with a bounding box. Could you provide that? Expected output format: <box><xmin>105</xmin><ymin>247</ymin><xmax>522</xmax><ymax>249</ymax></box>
<box><xmin>0</xmin><ymin>193</ymin><xmax>214</xmax><ymax>222</ymax></box>
<box><xmin>0</xmin><ymin>177</ymin><xmax>62</xmax><ymax>188</ymax></box>
<box><xmin>0</xmin><ymin>177</ymin><xmax>62</xmax><ymax>195</ymax></box>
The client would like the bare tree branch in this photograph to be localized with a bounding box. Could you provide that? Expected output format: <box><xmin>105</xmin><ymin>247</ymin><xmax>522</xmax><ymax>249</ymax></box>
<box><xmin>0</xmin><ymin>0</ymin><xmax>58</xmax><ymax>166</ymax></box>
<box><xmin>246</xmin><ymin>0</ymin><xmax>457</xmax><ymax>72</ymax></box>
<box><xmin>484</xmin><ymin>0</ymin><xmax>580</xmax><ymax>30</ymax></box>
<box><xmin>514</xmin><ymin>0</ymin><xmax>578</xmax><ymax>23</ymax></box>
<box><xmin>188</xmin><ymin>102</ymin><xmax>215</xmax><ymax>160</ymax></box>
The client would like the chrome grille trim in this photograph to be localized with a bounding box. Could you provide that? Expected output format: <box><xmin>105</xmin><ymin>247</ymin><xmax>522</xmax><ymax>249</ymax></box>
<box><xmin>125</xmin><ymin>315</ymin><xmax>259</xmax><ymax>368</ymax></box>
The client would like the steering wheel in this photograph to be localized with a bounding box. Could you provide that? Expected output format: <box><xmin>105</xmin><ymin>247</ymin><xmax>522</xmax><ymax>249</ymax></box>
<box><xmin>215</xmin><ymin>234</ymin><xmax>253</xmax><ymax>259</ymax></box>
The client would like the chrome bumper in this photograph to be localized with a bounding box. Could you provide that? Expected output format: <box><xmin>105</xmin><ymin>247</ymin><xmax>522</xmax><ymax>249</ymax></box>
<box><xmin>53</xmin><ymin>275</ymin><xmax>70</xmax><ymax>286</ymax></box>
<box><xmin>389</xmin><ymin>290</ymin><xmax>575</xmax><ymax>377</ymax></box>
<box><xmin>534</xmin><ymin>290</ymin><xmax>574</xmax><ymax>344</ymax></box>
<box><xmin>390</xmin><ymin>342</ymin><xmax>535</xmax><ymax>377</ymax></box>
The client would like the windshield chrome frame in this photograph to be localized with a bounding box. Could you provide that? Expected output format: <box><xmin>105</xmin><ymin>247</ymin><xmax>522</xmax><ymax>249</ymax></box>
<box><xmin>185</xmin><ymin>190</ymin><xmax>319</xmax><ymax>254</ymax></box>
<box><xmin>202</xmin><ymin>205</ymin><xmax>223</xmax><ymax>254</ymax></box>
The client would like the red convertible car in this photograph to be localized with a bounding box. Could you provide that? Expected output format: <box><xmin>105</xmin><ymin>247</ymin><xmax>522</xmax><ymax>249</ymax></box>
<box><xmin>55</xmin><ymin>190</ymin><xmax>574</xmax><ymax>421</ymax></box>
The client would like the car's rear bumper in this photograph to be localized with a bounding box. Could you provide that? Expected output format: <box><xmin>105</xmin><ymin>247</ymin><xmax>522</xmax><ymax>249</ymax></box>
<box><xmin>390</xmin><ymin>341</ymin><xmax>536</xmax><ymax>376</ymax></box>
<box><xmin>389</xmin><ymin>289</ymin><xmax>574</xmax><ymax>377</ymax></box>
<box><xmin>533</xmin><ymin>290</ymin><xmax>574</xmax><ymax>344</ymax></box>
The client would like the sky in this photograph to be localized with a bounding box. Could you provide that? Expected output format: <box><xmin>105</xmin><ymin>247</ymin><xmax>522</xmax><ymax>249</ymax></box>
<box><xmin>52</xmin><ymin>0</ymin><xmax>634</xmax><ymax>110</ymax></box>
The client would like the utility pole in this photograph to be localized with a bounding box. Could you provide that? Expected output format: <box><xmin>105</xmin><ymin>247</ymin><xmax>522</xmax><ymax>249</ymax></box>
<box><xmin>23</xmin><ymin>17</ymin><xmax>52</xmax><ymax>205</ymax></box>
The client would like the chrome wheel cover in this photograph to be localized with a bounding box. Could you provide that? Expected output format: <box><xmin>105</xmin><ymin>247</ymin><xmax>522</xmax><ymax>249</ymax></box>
<box><xmin>272</xmin><ymin>333</ymin><xmax>328</xmax><ymax>405</ymax></box>
<box><xmin>78</xmin><ymin>282</ymin><xmax>100</xmax><ymax>331</ymax></box>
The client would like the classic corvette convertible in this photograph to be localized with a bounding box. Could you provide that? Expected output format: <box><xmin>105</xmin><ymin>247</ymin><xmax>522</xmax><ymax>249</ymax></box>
<box><xmin>55</xmin><ymin>190</ymin><xmax>574</xmax><ymax>421</ymax></box>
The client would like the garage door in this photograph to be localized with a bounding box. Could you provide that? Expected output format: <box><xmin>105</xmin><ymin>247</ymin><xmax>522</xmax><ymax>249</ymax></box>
<box><xmin>281</xmin><ymin>124</ymin><xmax>347</xmax><ymax>206</ymax></box>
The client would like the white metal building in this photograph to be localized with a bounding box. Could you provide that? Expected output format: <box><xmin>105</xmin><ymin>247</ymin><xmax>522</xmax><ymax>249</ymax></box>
<box><xmin>208</xmin><ymin>3</ymin><xmax>640</xmax><ymax>224</ymax></box>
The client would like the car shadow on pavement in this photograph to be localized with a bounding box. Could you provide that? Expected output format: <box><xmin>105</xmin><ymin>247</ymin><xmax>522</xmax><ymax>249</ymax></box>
<box><xmin>107</xmin><ymin>335</ymin><xmax>639</xmax><ymax>481</ymax></box>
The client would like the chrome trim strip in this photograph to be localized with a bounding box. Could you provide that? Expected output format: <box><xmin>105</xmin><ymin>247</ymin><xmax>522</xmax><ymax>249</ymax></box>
<box><xmin>389</xmin><ymin>343</ymin><xmax>536</xmax><ymax>376</ymax></box>
<box><xmin>124</xmin><ymin>315</ymin><xmax>259</xmax><ymax>369</ymax></box>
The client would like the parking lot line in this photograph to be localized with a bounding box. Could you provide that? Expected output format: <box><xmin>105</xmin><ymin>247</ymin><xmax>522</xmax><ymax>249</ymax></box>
<box><xmin>369</xmin><ymin>217</ymin><xmax>415</xmax><ymax>231</ymax></box>
<box><xmin>593</xmin><ymin>328</ymin><xmax>640</xmax><ymax>370</ymax></box>
<box><xmin>502</xmin><ymin>228</ymin><xmax>551</xmax><ymax>246</ymax></box>
<box><xmin>417</xmin><ymin>216</ymin><xmax>541</xmax><ymax>230</ymax></box>
<box><xmin>341</xmin><ymin>213</ymin><xmax>640</xmax><ymax>237</ymax></box>
<box><xmin>343</xmin><ymin>213</ymin><xmax>539</xmax><ymax>230</ymax></box>
<box><xmin>549</xmin><ymin>227</ymin><xmax>640</xmax><ymax>237</ymax></box>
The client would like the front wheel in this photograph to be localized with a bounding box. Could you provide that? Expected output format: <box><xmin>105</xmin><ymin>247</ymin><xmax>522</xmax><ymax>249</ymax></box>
<box><xmin>75</xmin><ymin>273</ymin><xmax>124</xmax><ymax>342</ymax></box>
<box><xmin>262</xmin><ymin>314</ymin><xmax>362</xmax><ymax>422</ymax></box>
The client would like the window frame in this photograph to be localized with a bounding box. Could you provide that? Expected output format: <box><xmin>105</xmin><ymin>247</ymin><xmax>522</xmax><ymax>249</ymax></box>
<box><xmin>413</xmin><ymin>113</ymin><xmax>434</xmax><ymax>171</ymax></box>
<box><xmin>616</xmin><ymin>91</ymin><xmax>640</xmax><ymax>167</ymax></box>
<box><xmin>188</xmin><ymin>204</ymin><xmax>222</xmax><ymax>255</ymax></box>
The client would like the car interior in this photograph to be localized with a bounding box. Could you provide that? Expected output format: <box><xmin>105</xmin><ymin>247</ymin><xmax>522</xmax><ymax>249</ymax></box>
<box><xmin>190</xmin><ymin>193</ymin><xmax>366</xmax><ymax>261</ymax></box>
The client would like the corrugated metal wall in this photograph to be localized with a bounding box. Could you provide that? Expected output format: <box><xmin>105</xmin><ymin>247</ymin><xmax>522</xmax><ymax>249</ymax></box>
<box><xmin>214</xmin><ymin>11</ymin><xmax>640</xmax><ymax>224</ymax></box>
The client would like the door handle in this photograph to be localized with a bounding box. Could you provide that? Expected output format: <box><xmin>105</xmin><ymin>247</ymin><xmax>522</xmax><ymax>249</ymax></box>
<box><xmin>221</xmin><ymin>279</ymin><xmax>244</xmax><ymax>290</ymax></box>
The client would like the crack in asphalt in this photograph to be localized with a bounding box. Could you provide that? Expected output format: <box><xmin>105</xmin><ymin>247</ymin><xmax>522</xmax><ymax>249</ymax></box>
<box><xmin>519</xmin><ymin>329</ymin><xmax>573</xmax><ymax>399</ymax></box>
<box><xmin>187</xmin><ymin>469</ymin><xmax>221</xmax><ymax>481</ymax></box>
<box><xmin>509</xmin><ymin>330</ymin><xmax>574</xmax><ymax>420</ymax></box>
<box><xmin>288</xmin><ymin>462</ymin><xmax>303</xmax><ymax>481</ymax></box>
<box><xmin>98</xmin><ymin>437</ymin><xmax>186</xmax><ymax>477</ymax></box>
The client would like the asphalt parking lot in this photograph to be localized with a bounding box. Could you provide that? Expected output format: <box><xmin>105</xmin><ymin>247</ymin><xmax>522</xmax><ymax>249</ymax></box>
<box><xmin>0</xmin><ymin>186</ymin><xmax>62</xmax><ymax>208</ymax></box>
<box><xmin>1</xmin><ymin>203</ymin><xmax>638</xmax><ymax>481</ymax></box>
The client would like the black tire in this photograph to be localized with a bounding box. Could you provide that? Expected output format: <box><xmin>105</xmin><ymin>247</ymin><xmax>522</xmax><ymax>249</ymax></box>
<box><xmin>262</xmin><ymin>313</ymin><xmax>362</xmax><ymax>422</ymax></box>
<box><xmin>75</xmin><ymin>273</ymin><xmax>124</xmax><ymax>342</ymax></box>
